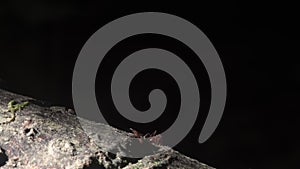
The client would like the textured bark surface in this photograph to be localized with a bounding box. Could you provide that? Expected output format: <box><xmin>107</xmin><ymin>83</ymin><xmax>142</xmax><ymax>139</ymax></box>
<box><xmin>0</xmin><ymin>89</ymin><xmax>215</xmax><ymax>169</ymax></box>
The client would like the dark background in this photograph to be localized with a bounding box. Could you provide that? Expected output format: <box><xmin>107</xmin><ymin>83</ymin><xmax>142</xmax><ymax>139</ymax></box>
<box><xmin>0</xmin><ymin>1</ymin><xmax>299</xmax><ymax>169</ymax></box>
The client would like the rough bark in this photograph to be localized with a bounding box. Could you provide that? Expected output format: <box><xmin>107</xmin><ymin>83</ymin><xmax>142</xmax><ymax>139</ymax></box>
<box><xmin>0</xmin><ymin>89</ymin><xmax>215</xmax><ymax>169</ymax></box>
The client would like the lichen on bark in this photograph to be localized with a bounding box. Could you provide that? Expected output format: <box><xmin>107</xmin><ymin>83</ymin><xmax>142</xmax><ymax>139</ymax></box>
<box><xmin>0</xmin><ymin>89</ymin><xmax>215</xmax><ymax>169</ymax></box>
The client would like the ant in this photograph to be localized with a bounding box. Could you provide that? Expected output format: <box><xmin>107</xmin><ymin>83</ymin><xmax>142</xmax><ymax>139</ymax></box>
<box><xmin>129</xmin><ymin>128</ymin><xmax>162</xmax><ymax>144</ymax></box>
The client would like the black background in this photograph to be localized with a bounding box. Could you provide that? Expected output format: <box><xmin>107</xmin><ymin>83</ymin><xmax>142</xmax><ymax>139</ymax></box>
<box><xmin>0</xmin><ymin>1</ymin><xmax>299</xmax><ymax>169</ymax></box>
